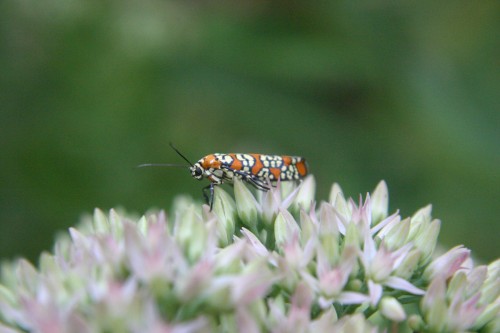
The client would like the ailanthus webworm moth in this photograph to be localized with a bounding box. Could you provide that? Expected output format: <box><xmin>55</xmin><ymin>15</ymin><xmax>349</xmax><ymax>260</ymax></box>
<box><xmin>139</xmin><ymin>143</ymin><xmax>308</xmax><ymax>210</ymax></box>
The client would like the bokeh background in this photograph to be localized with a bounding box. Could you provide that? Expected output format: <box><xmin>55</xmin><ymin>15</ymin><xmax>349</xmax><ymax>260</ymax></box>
<box><xmin>1</xmin><ymin>1</ymin><xmax>498</xmax><ymax>263</ymax></box>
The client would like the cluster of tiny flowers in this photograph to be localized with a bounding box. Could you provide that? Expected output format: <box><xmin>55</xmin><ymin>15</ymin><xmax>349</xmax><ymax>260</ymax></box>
<box><xmin>0</xmin><ymin>176</ymin><xmax>499</xmax><ymax>333</ymax></box>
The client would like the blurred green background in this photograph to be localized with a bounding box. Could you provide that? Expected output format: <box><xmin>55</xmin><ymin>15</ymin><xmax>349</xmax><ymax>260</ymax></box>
<box><xmin>1</xmin><ymin>1</ymin><xmax>498</xmax><ymax>263</ymax></box>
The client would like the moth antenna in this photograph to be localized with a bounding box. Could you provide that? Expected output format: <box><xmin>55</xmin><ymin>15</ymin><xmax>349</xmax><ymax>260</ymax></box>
<box><xmin>136</xmin><ymin>163</ymin><xmax>188</xmax><ymax>168</ymax></box>
<box><xmin>169</xmin><ymin>142</ymin><xmax>195</xmax><ymax>167</ymax></box>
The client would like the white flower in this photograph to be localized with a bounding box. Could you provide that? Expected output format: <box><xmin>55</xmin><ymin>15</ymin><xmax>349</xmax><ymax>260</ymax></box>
<box><xmin>0</xmin><ymin>180</ymin><xmax>498</xmax><ymax>332</ymax></box>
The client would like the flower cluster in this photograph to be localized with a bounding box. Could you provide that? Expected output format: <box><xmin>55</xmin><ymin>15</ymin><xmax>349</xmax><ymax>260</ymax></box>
<box><xmin>0</xmin><ymin>177</ymin><xmax>498</xmax><ymax>332</ymax></box>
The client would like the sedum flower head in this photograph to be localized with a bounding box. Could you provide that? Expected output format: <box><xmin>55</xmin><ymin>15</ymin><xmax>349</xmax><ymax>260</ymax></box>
<box><xmin>0</xmin><ymin>177</ymin><xmax>498</xmax><ymax>332</ymax></box>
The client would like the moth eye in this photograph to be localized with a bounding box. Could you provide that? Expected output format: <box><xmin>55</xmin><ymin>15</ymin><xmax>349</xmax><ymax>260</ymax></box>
<box><xmin>194</xmin><ymin>167</ymin><xmax>203</xmax><ymax>177</ymax></box>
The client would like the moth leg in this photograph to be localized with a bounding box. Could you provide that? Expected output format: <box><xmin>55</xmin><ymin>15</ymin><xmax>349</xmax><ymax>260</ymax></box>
<box><xmin>247</xmin><ymin>175</ymin><xmax>271</xmax><ymax>191</ymax></box>
<box><xmin>202</xmin><ymin>183</ymin><xmax>216</xmax><ymax>211</ymax></box>
<box><xmin>222</xmin><ymin>166</ymin><xmax>270</xmax><ymax>191</ymax></box>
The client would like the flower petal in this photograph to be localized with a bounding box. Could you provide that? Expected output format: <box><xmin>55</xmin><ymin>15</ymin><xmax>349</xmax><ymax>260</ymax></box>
<box><xmin>385</xmin><ymin>276</ymin><xmax>425</xmax><ymax>295</ymax></box>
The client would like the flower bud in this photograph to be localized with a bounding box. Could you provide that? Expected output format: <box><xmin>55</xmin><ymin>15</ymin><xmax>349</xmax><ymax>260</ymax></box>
<box><xmin>421</xmin><ymin>276</ymin><xmax>447</xmax><ymax>332</ymax></box>
<box><xmin>413</xmin><ymin>219</ymin><xmax>441</xmax><ymax>264</ymax></box>
<box><xmin>174</xmin><ymin>204</ymin><xmax>206</xmax><ymax>262</ymax></box>
<box><xmin>212</xmin><ymin>187</ymin><xmax>237</xmax><ymax>246</ymax></box>
<box><xmin>294</xmin><ymin>175</ymin><xmax>316</xmax><ymax>212</ymax></box>
<box><xmin>318</xmin><ymin>203</ymin><xmax>340</xmax><ymax>266</ymax></box>
<box><xmin>93</xmin><ymin>208</ymin><xmax>110</xmax><ymax>233</ymax></box>
<box><xmin>371</xmin><ymin>180</ymin><xmax>389</xmax><ymax>225</ymax></box>
<box><xmin>394</xmin><ymin>249</ymin><xmax>421</xmax><ymax>279</ymax></box>
<box><xmin>423</xmin><ymin>245</ymin><xmax>470</xmax><ymax>281</ymax></box>
<box><xmin>384</xmin><ymin>217</ymin><xmax>410</xmax><ymax>251</ymax></box>
<box><xmin>261</xmin><ymin>188</ymin><xmax>279</xmax><ymax>225</ymax></box>
<box><xmin>340</xmin><ymin>314</ymin><xmax>376</xmax><ymax>333</ymax></box>
<box><xmin>344</xmin><ymin>222</ymin><xmax>361</xmax><ymax>250</ymax></box>
<box><xmin>408</xmin><ymin>204</ymin><xmax>432</xmax><ymax>240</ymax></box>
<box><xmin>329</xmin><ymin>182</ymin><xmax>344</xmax><ymax>205</ymax></box>
<box><xmin>299</xmin><ymin>209</ymin><xmax>317</xmax><ymax>247</ymax></box>
<box><xmin>473</xmin><ymin>301</ymin><xmax>500</xmax><ymax>331</ymax></box>
<box><xmin>332</xmin><ymin>191</ymin><xmax>350</xmax><ymax>225</ymax></box>
<box><xmin>408</xmin><ymin>314</ymin><xmax>425</xmax><ymax>331</ymax></box>
<box><xmin>480</xmin><ymin>259</ymin><xmax>500</xmax><ymax>304</ymax></box>
<box><xmin>274</xmin><ymin>210</ymin><xmax>300</xmax><ymax>248</ymax></box>
<box><xmin>233</xmin><ymin>178</ymin><xmax>259</xmax><ymax>231</ymax></box>
<box><xmin>380</xmin><ymin>296</ymin><xmax>406</xmax><ymax>322</ymax></box>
